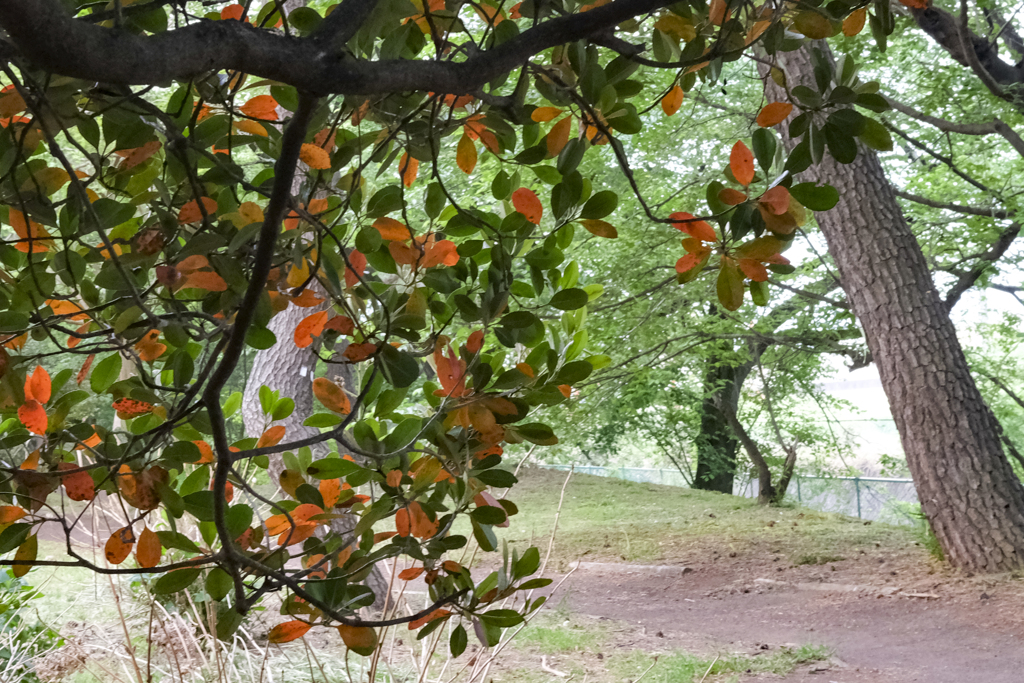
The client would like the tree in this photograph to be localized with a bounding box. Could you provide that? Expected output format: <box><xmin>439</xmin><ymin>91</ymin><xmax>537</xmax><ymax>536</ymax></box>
<box><xmin>0</xmin><ymin>0</ymin><xmax>1021</xmax><ymax>663</ymax></box>
<box><xmin>760</xmin><ymin>42</ymin><xmax>1024</xmax><ymax>571</ymax></box>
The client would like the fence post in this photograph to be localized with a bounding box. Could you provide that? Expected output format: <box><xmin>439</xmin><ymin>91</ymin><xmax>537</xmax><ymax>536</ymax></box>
<box><xmin>796</xmin><ymin>476</ymin><xmax>802</xmax><ymax>503</ymax></box>
<box><xmin>855</xmin><ymin>477</ymin><xmax>862</xmax><ymax>518</ymax></box>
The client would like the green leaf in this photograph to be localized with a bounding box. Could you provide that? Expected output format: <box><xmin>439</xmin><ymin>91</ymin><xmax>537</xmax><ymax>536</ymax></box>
<box><xmin>475</xmin><ymin>468</ymin><xmax>518</xmax><ymax>488</ymax></box>
<box><xmin>152</xmin><ymin>568</ymin><xmax>202</xmax><ymax>595</ymax></box>
<box><xmin>306</xmin><ymin>457</ymin><xmax>362</xmax><ymax>480</ymax></box>
<box><xmin>450</xmin><ymin>625</ymin><xmax>468</xmax><ymax>657</ymax></box>
<box><xmin>378</xmin><ymin>344</ymin><xmax>419</xmax><ymax>388</ymax></box>
<box><xmin>789</xmin><ymin>182</ymin><xmax>840</xmax><ymax>211</ymax></box>
<box><xmin>515</xmin><ymin>423</ymin><xmax>559</xmax><ymax>446</ymax></box>
<box><xmin>90</xmin><ymin>354</ymin><xmax>122</xmax><ymax>394</ymax></box>
<box><xmin>580</xmin><ymin>190</ymin><xmax>618</xmax><ymax>219</ymax></box>
<box><xmin>857</xmin><ymin>117</ymin><xmax>893</xmax><ymax>151</ymax></box>
<box><xmin>751</xmin><ymin>128</ymin><xmax>776</xmax><ymax>172</ymax></box>
<box><xmin>549</xmin><ymin>288</ymin><xmax>589</xmax><ymax>311</ymax></box>
<box><xmin>205</xmin><ymin>568</ymin><xmax>233</xmax><ymax>601</ymax></box>
<box><xmin>716</xmin><ymin>260</ymin><xmax>744</xmax><ymax>311</ymax></box>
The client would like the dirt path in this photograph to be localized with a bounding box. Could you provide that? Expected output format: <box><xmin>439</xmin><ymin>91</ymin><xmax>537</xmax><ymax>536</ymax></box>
<box><xmin>553</xmin><ymin>561</ymin><xmax>1024</xmax><ymax>682</ymax></box>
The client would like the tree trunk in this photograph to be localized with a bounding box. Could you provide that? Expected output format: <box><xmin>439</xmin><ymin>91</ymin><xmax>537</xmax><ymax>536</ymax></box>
<box><xmin>241</xmin><ymin>296</ymin><xmax>390</xmax><ymax>609</ymax></box>
<box><xmin>693</xmin><ymin>353</ymin><xmax>752</xmax><ymax>494</ymax></box>
<box><xmin>765</xmin><ymin>45</ymin><xmax>1024</xmax><ymax>571</ymax></box>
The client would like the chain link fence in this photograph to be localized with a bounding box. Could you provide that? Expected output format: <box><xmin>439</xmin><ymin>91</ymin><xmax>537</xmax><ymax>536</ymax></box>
<box><xmin>540</xmin><ymin>464</ymin><xmax>920</xmax><ymax>524</ymax></box>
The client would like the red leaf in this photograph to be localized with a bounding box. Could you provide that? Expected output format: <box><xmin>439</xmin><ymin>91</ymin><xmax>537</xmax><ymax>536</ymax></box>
<box><xmin>58</xmin><ymin>462</ymin><xmax>95</xmax><ymax>501</ymax></box>
<box><xmin>456</xmin><ymin>132</ymin><xmax>477</xmax><ymax>174</ymax></box>
<box><xmin>756</xmin><ymin>102</ymin><xmax>794</xmax><ymax>128</ymax></box>
<box><xmin>718</xmin><ymin>188</ymin><xmax>747</xmax><ymax>206</ymax></box>
<box><xmin>661</xmin><ymin>85</ymin><xmax>684</xmax><ymax>116</ymax></box>
<box><xmin>268</xmin><ymin>621</ymin><xmax>311</xmax><ymax>643</ymax></box>
<box><xmin>730</xmin><ymin>141</ymin><xmax>755</xmax><ymax>186</ymax></box>
<box><xmin>312</xmin><ymin>377</ymin><xmax>351</xmax><ymax>414</ymax></box>
<box><xmin>466</xmin><ymin>330</ymin><xmax>484</xmax><ymax>354</ymax></box>
<box><xmin>136</xmin><ymin>526</ymin><xmax>161</xmax><ymax>568</ymax></box>
<box><xmin>512</xmin><ymin>188</ymin><xmax>543</xmax><ymax>224</ymax></box>
<box><xmin>294</xmin><ymin>311</ymin><xmax>329</xmax><ymax>348</ymax></box>
<box><xmin>344</xmin><ymin>250</ymin><xmax>367</xmax><ymax>289</ymax></box>
<box><xmin>24</xmin><ymin>365</ymin><xmax>51</xmax><ymax>404</ymax></box>
<box><xmin>18</xmin><ymin>400</ymin><xmax>47</xmax><ymax>435</ymax></box>
<box><xmin>669</xmin><ymin>212</ymin><xmax>717</xmax><ymax>242</ymax></box>
<box><xmin>408</xmin><ymin>608</ymin><xmax>451</xmax><ymax>630</ymax></box>
<box><xmin>240</xmin><ymin>95</ymin><xmax>278</xmax><ymax>121</ymax></box>
<box><xmin>104</xmin><ymin>527</ymin><xmax>135</xmax><ymax>565</ymax></box>
<box><xmin>758</xmin><ymin>186</ymin><xmax>790</xmax><ymax>215</ymax></box>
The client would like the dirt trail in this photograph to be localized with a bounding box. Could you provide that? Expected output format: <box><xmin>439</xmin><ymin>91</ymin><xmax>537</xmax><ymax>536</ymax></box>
<box><xmin>554</xmin><ymin>561</ymin><xmax>1024</xmax><ymax>682</ymax></box>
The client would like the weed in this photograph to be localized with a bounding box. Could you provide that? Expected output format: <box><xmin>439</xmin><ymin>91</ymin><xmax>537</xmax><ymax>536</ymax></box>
<box><xmin>611</xmin><ymin>644</ymin><xmax>831</xmax><ymax>682</ymax></box>
<box><xmin>791</xmin><ymin>553</ymin><xmax>845</xmax><ymax>566</ymax></box>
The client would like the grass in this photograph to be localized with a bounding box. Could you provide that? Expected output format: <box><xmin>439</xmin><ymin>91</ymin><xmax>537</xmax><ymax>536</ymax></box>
<box><xmin>490</xmin><ymin>465</ymin><xmax>915</xmax><ymax>570</ymax></box>
<box><xmin>610</xmin><ymin>644</ymin><xmax>832</xmax><ymax>683</ymax></box>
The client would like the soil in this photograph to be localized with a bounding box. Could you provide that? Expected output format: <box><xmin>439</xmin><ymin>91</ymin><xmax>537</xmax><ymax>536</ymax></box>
<box><xmin>542</xmin><ymin>543</ymin><xmax>1024</xmax><ymax>682</ymax></box>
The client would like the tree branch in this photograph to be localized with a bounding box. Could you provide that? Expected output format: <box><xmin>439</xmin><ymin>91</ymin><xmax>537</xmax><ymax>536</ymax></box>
<box><xmin>0</xmin><ymin>0</ymin><xmax>675</xmax><ymax>94</ymax></box>
<box><xmin>894</xmin><ymin>189</ymin><xmax>1010</xmax><ymax>219</ymax></box>
<box><xmin>943</xmin><ymin>222</ymin><xmax>1021</xmax><ymax>310</ymax></box>
<box><xmin>884</xmin><ymin>95</ymin><xmax>1024</xmax><ymax>158</ymax></box>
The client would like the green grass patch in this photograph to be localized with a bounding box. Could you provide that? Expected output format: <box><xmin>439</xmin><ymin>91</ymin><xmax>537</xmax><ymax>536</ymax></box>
<box><xmin>514</xmin><ymin>614</ymin><xmax>608</xmax><ymax>654</ymax></box>
<box><xmin>612</xmin><ymin>644</ymin><xmax>832</xmax><ymax>682</ymax></box>
<box><xmin>490</xmin><ymin>466</ymin><xmax>914</xmax><ymax>568</ymax></box>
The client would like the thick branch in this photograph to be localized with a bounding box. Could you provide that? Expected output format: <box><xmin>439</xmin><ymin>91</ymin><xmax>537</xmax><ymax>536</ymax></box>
<box><xmin>894</xmin><ymin>189</ymin><xmax>1010</xmax><ymax>219</ymax></box>
<box><xmin>884</xmin><ymin>95</ymin><xmax>1024</xmax><ymax>158</ymax></box>
<box><xmin>911</xmin><ymin>4</ymin><xmax>1024</xmax><ymax>87</ymax></box>
<box><xmin>0</xmin><ymin>0</ymin><xmax>674</xmax><ymax>94</ymax></box>
<box><xmin>943</xmin><ymin>222</ymin><xmax>1021</xmax><ymax>310</ymax></box>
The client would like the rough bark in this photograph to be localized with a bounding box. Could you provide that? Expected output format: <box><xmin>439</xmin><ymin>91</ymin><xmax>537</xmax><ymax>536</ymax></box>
<box><xmin>693</xmin><ymin>354</ymin><xmax>752</xmax><ymax>494</ymax></box>
<box><xmin>766</xmin><ymin>45</ymin><xmax>1024</xmax><ymax>572</ymax></box>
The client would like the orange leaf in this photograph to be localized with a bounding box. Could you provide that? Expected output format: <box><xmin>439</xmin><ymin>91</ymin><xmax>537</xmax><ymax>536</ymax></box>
<box><xmin>512</xmin><ymin>188</ymin><xmax>543</xmax><ymax>224</ymax></box>
<box><xmin>180</xmin><ymin>271</ymin><xmax>228</xmax><ymax>292</ymax></box>
<box><xmin>105</xmin><ymin>527</ymin><xmax>135</xmax><ymax>565</ymax></box>
<box><xmin>257</xmin><ymin>425</ymin><xmax>286</xmax><ymax>449</ymax></box>
<box><xmin>756</xmin><ymin>102</ymin><xmax>794</xmax><ymax>128</ymax></box>
<box><xmin>546</xmin><ymin>117</ymin><xmax>572</xmax><ymax>157</ymax></box>
<box><xmin>18</xmin><ymin>400</ymin><xmax>47</xmax><ymax>435</ymax></box>
<box><xmin>661</xmin><ymin>85</ymin><xmax>684</xmax><ymax>116</ymax></box>
<box><xmin>344</xmin><ymin>250</ymin><xmax>367</xmax><ymax>289</ymax></box>
<box><xmin>234</xmin><ymin>119</ymin><xmax>268</xmax><ymax>137</ymax></box>
<box><xmin>24</xmin><ymin>365</ymin><xmax>51</xmax><ymax>404</ymax></box>
<box><xmin>113</xmin><ymin>398</ymin><xmax>155</xmax><ymax>418</ymax></box>
<box><xmin>389</xmin><ymin>240</ymin><xmax>421</xmax><ymax>266</ymax></box>
<box><xmin>531</xmin><ymin>107</ymin><xmax>562</xmax><ymax>122</ymax></box>
<box><xmin>58</xmin><ymin>462</ymin><xmax>95</xmax><ymax>501</ymax></box>
<box><xmin>718</xmin><ymin>188</ymin><xmax>747</xmax><ymax>206</ymax></box>
<box><xmin>20</xmin><ymin>450</ymin><xmax>39</xmax><ymax>470</ymax></box>
<box><xmin>0</xmin><ymin>506</ymin><xmax>26</xmax><ymax>523</ymax></box>
<box><xmin>738</xmin><ymin>258</ymin><xmax>770</xmax><ymax>282</ymax></box>
<box><xmin>134</xmin><ymin>330</ymin><xmax>167</xmax><ymax>362</ymax></box>
<box><xmin>843</xmin><ymin>7</ymin><xmax>867</xmax><ymax>36</ymax></box>
<box><xmin>320</xmin><ymin>478</ymin><xmax>342</xmax><ymax>508</ymax></box>
<box><xmin>9</xmin><ymin>210</ymin><xmax>53</xmax><ymax>253</ymax></box>
<box><xmin>558</xmin><ymin>384</ymin><xmax>572</xmax><ymax>398</ymax></box>
<box><xmin>76</xmin><ymin>354</ymin><xmax>95</xmax><ymax>385</ymax></box>
<box><xmin>898</xmin><ymin>0</ymin><xmax>928</xmax><ymax>8</ymax></box>
<box><xmin>399</xmin><ymin>567</ymin><xmax>425</xmax><ymax>580</ymax></box>
<box><xmin>178</xmin><ymin>197</ymin><xmax>218</xmax><ymax>224</ymax></box>
<box><xmin>422</xmin><ymin>239</ymin><xmax>459</xmax><ymax>268</ymax></box>
<box><xmin>300</xmin><ymin>143</ymin><xmax>331</xmax><ymax>170</ymax></box>
<box><xmin>456</xmin><ymin>132</ymin><xmax>477</xmax><ymax>174</ymax></box>
<box><xmin>12</xmin><ymin>535</ymin><xmax>36</xmax><ymax>577</ymax></box>
<box><xmin>294</xmin><ymin>310</ymin><xmax>329</xmax><ymax>348</ymax></box>
<box><xmin>466</xmin><ymin>330</ymin><xmax>484</xmax><ymax>354</ymax></box>
<box><xmin>119</xmin><ymin>141</ymin><xmax>162</xmax><ymax>170</ymax></box>
<box><xmin>515</xmin><ymin>362</ymin><xmax>534</xmax><ymax>378</ymax></box>
<box><xmin>290</xmin><ymin>289</ymin><xmax>324</xmax><ymax>308</ymax></box>
<box><xmin>240</xmin><ymin>94</ymin><xmax>278</xmax><ymax>121</ymax></box>
<box><xmin>580</xmin><ymin>218</ymin><xmax>618</xmax><ymax>238</ymax></box>
<box><xmin>221</xmin><ymin>3</ymin><xmax>246</xmax><ymax>20</ymax></box>
<box><xmin>708</xmin><ymin>0</ymin><xmax>728</xmax><ymax>25</ymax></box>
<box><xmin>442</xmin><ymin>560</ymin><xmax>462</xmax><ymax>572</ymax></box>
<box><xmin>758</xmin><ymin>186</ymin><xmax>790</xmax><ymax>215</ymax></box>
<box><xmin>373</xmin><ymin>217</ymin><xmax>413</xmax><ymax>241</ymax></box>
<box><xmin>136</xmin><ymin>527</ymin><xmax>161</xmax><ymax>568</ymax></box>
<box><xmin>399</xmin><ymin>153</ymin><xmax>419</xmax><ymax>187</ymax></box>
<box><xmin>669</xmin><ymin>212</ymin><xmax>717</xmax><ymax>242</ymax></box>
<box><xmin>0</xmin><ymin>88</ymin><xmax>26</xmax><ymax>118</ymax></box>
<box><xmin>395</xmin><ymin>507</ymin><xmax>411</xmax><ymax>537</ymax></box>
<box><xmin>268</xmin><ymin>621</ymin><xmax>311</xmax><ymax>643</ymax></box>
<box><xmin>408</xmin><ymin>608</ymin><xmax>451</xmax><ymax>630</ymax></box>
<box><xmin>324</xmin><ymin>315</ymin><xmax>355</xmax><ymax>335</ymax></box>
<box><xmin>730</xmin><ymin>141</ymin><xmax>755</xmax><ymax>186</ymax></box>
<box><xmin>194</xmin><ymin>440</ymin><xmax>215</xmax><ymax>464</ymax></box>
<box><xmin>343</xmin><ymin>342</ymin><xmax>377</xmax><ymax>362</ymax></box>
<box><xmin>337</xmin><ymin>625</ymin><xmax>378</xmax><ymax>655</ymax></box>
<box><xmin>312</xmin><ymin>377</ymin><xmax>352</xmax><ymax>414</ymax></box>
